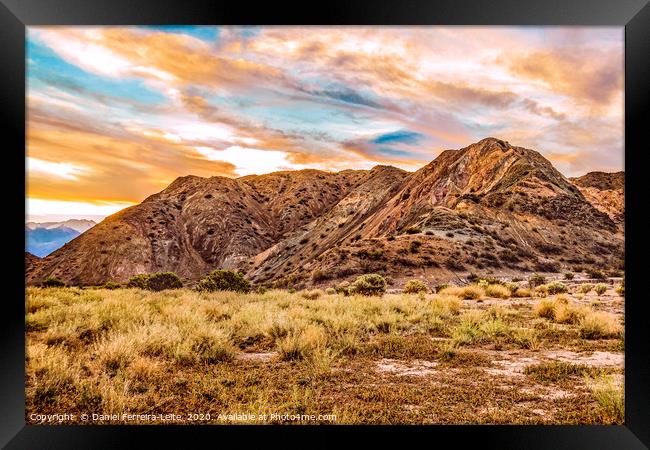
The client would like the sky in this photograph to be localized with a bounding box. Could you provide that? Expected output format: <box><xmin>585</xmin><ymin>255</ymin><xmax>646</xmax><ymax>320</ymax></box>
<box><xmin>26</xmin><ymin>26</ymin><xmax>624</xmax><ymax>222</ymax></box>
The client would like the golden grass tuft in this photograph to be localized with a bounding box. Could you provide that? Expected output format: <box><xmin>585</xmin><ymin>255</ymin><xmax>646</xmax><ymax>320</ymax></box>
<box><xmin>579</xmin><ymin>311</ymin><xmax>622</xmax><ymax>339</ymax></box>
<box><xmin>439</xmin><ymin>285</ymin><xmax>484</xmax><ymax>300</ymax></box>
<box><xmin>484</xmin><ymin>284</ymin><xmax>510</xmax><ymax>299</ymax></box>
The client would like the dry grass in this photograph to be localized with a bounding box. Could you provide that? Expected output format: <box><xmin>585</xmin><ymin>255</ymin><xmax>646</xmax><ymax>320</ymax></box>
<box><xmin>584</xmin><ymin>373</ymin><xmax>624</xmax><ymax>423</ymax></box>
<box><xmin>25</xmin><ymin>286</ymin><xmax>624</xmax><ymax>425</ymax></box>
<box><xmin>579</xmin><ymin>311</ymin><xmax>623</xmax><ymax>339</ymax></box>
<box><xmin>485</xmin><ymin>284</ymin><xmax>511</xmax><ymax>299</ymax></box>
<box><xmin>439</xmin><ymin>284</ymin><xmax>484</xmax><ymax>300</ymax></box>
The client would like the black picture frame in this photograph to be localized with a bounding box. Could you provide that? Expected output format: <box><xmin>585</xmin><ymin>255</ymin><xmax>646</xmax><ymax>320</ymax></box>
<box><xmin>2</xmin><ymin>0</ymin><xmax>648</xmax><ymax>448</ymax></box>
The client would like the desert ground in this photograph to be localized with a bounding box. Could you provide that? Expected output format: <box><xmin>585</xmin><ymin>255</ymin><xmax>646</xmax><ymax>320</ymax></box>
<box><xmin>25</xmin><ymin>274</ymin><xmax>624</xmax><ymax>425</ymax></box>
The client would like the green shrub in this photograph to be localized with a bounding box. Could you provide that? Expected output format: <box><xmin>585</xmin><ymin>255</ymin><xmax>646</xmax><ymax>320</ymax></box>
<box><xmin>196</xmin><ymin>269</ymin><xmax>250</xmax><ymax>293</ymax></box>
<box><xmin>102</xmin><ymin>282</ymin><xmax>121</xmax><ymax>290</ymax></box>
<box><xmin>325</xmin><ymin>287</ymin><xmax>336</xmax><ymax>295</ymax></box>
<box><xmin>127</xmin><ymin>274</ymin><xmax>150</xmax><ymax>289</ymax></box>
<box><xmin>588</xmin><ymin>269</ymin><xmax>606</xmax><ymax>280</ymax></box>
<box><xmin>349</xmin><ymin>274</ymin><xmax>386</xmax><ymax>296</ymax></box>
<box><xmin>146</xmin><ymin>272</ymin><xmax>183</xmax><ymax>291</ymax></box>
<box><xmin>564</xmin><ymin>272</ymin><xmax>574</xmax><ymax>280</ymax></box>
<box><xmin>547</xmin><ymin>281</ymin><xmax>568</xmax><ymax>295</ymax></box>
<box><xmin>528</xmin><ymin>274</ymin><xmax>546</xmax><ymax>288</ymax></box>
<box><xmin>579</xmin><ymin>283</ymin><xmax>594</xmax><ymax>294</ymax></box>
<box><xmin>403</xmin><ymin>279</ymin><xmax>429</xmax><ymax>294</ymax></box>
<box><xmin>288</xmin><ymin>288</ymin><xmax>297</xmax><ymax>294</ymax></box>
<box><xmin>41</xmin><ymin>277</ymin><xmax>67</xmax><ymax>288</ymax></box>
<box><xmin>594</xmin><ymin>284</ymin><xmax>608</xmax><ymax>296</ymax></box>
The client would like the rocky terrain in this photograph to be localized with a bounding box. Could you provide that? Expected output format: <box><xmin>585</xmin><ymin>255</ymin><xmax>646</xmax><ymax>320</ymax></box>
<box><xmin>570</xmin><ymin>172</ymin><xmax>624</xmax><ymax>226</ymax></box>
<box><xmin>27</xmin><ymin>138</ymin><xmax>624</xmax><ymax>287</ymax></box>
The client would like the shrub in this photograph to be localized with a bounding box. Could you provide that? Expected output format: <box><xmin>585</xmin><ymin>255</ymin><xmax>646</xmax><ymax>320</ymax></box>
<box><xmin>616</xmin><ymin>279</ymin><xmax>625</xmax><ymax>296</ymax></box>
<box><xmin>403</xmin><ymin>279</ymin><xmax>429</xmax><ymax>294</ymax></box>
<box><xmin>102</xmin><ymin>282</ymin><xmax>121</xmax><ymax>290</ymax></box>
<box><xmin>404</xmin><ymin>226</ymin><xmax>420</xmax><ymax>235</ymax></box>
<box><xmin>127</xmin><ymin>274</ymin><xmax>149</xmax><ymax>289</ymax></box>
<box><xmin>41</xmin><ymin>277</ymin><xmax>67</xmax><ymax>288</ymax></box>
<box><xmin>440</xmin><ymin>285</ymin><xmax>484</xmax><ymax>300</ymax></box>
<box><xmin>534</xmin><ymin>298</ymin><xmax>557</xmax><ymax>320</ymax></box>
<box><xmin>485</xmin><ymin>284</ymin><xmax>510</xmax><ymax>299</ymax></box>
<box><xmin>335</xmin><ymin>281</ymin><xmax>351</xmax><ymax>296</ymax></box>
<box><xmin>547</xmin><ymin>281</ymin><xmax>568</xmax><ymax>295</ymax></box>
<box><xmin>579</xmin><ymin>311</ymin><xmax>622</xmax><ymax>339</ymax></box>
<box><xmin>196</xmin><ymin>270</ymin><xmax>250</xmax><ymax>293</ymax></box>
<box><xmin>528</xmin><ymin>274</ymin><xmax>546</xmax><ymax>288</ymax></box>
<box><xmin>325</xmin><ymin>287</ymin><xmax>336</xmax><ymax>295</ymax></box>
<box><xmin>579</xmin><ymin>283</ymin><xmax>594</xmax><ymax>294</ymax></box>
<box><xmin>588</xmin><ymin>269</ymin><xmax>606</xmax><ymax>280</ymax></box>
<box><xmin>348</xmin><ymin>274</ymin><xmax>387</xmax><ymax>296</ymax></box>
<box><xmin>300</xmin><ymin>289</ymin><xmax>324</xmax><ymax>300</ymax></box>
<box><xmin>564</xmin><ymin>272</ymin><xmax>574</xmax><ymax>280</ymax></box>
<box><xmin>512</xmin><ymin>287</ymin><xmax>532</xmax><ymax>298</ymax></box>
<box><xmin>534</xmin><ymin>285</ymin><xmax>549</xmax><ymax>297</ymax></box>
<box><xmin>594</xmin><ymin>284</ymin><xmax>608</xmax><ymax>296</ymax></box>
<box><xmin>288</xmin><ymin>288</ymin><xmax>297</xmax><ymax>294</ymax></box>
<box><xmin>145</xmin><ymin>272</ymin><xmax>183</xmax><ymax>291</ymax></box>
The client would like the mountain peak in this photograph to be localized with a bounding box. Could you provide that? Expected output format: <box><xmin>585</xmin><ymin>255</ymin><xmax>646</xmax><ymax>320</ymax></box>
<box><xmin>27</xmin><ymin>138</ymin><xmax>623</xmax><ymax>286</ymax></box>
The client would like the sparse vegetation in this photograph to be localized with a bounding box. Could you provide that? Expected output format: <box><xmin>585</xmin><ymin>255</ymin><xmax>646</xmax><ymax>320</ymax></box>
<box><xmin>26</xmin><ymin>276</ymin><xmax>624</xmax><ymax>425</ymax></box>
<box><xmin>584</xmin><ymin>373</ymin><xmax>624</xmax><ymax>423</ymax></box>
<box><xmin>564</xmin><ymin>272</ymin><xmax>574</xmax><ymax>280</ymax></box>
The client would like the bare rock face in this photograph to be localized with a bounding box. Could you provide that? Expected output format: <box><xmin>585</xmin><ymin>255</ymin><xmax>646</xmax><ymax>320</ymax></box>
<box><xmin>27</xmin><ymin>138</ymin><xmax>624</xmax><ymax>287</ymax></box>
<box><xmin>570</xmin><ymin>172</ymin><xmax>624</xmax><ymax>225</ymax></box>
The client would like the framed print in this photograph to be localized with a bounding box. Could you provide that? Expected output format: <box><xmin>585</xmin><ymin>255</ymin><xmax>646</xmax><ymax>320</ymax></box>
<box><xmin>2</xmin><ymin>0</ymin><xmax>649</xmax><ymax>448</ymax></box>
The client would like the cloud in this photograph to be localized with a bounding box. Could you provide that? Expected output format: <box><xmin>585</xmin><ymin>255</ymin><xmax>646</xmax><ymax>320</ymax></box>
<box><xmin>503</xmin><ymin>46</ymin><xmax>623</xmax><ymax>107</ymax></box>
<box><xmin>26</xmin><ymin>26</ymin><xmax>624</xmax><ymax>217</ymax></box>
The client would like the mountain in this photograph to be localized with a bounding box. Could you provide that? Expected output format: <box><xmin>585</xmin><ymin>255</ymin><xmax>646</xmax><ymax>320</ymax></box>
<box><xmin>26</xmin><ymin>226</ymin><xmax>82</xmax><ymax>257</ymax></box>
<box><xmin>26</xmin><ymin>138</ymin><xmax>624</xmax><ymax>287</ymax></box>
<box><xmin>25</xmin><ymin>219</ymin><xmax>97</xmax><ymax>257</ymax></box>
<box><xmin>26</xmin><ymin>219</ymin><xmax>96</xmax><ymax>233</ymax></box>
<box><xmin>570</xmin><ymin>172</ymin><xmax>624</xmax><ymax>225</ymax></box>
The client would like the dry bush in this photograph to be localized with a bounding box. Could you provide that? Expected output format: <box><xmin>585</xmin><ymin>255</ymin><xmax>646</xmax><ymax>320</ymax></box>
<box><xmin>439</xmin><ymin>285</ymin><xmax>484</xmax><ymax>300</ymax></box>
<box><xmin>579</xmin><ymin>311</ymin><xmax>622</xmax><ymax>339</ymax></box>
<box><xmin>485</xmin><ymin>284</ymin><xmax>510</xmax><ymax>299</ymax></box>
<box><xmin>512</xmin><ymin>288</ymin><xmax>532</xmax><ymax>298</ymax></box>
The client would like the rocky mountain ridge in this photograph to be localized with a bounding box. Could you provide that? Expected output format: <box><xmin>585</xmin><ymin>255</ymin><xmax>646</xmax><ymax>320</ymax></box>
<box><xmin>27</xmin><ymin>138</ymin><xmax>624</xmax><ymax>287</ymax></box>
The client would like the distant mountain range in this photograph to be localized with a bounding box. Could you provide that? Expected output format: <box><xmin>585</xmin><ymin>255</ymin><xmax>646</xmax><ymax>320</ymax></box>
<box><xmin>26</xmin><ymin>138</ymin><xmax>624</xmax><ymax>287</ymax></box>
<box><xmin>25</xmin><ymin>219</ymin><xmax>96</xmax><ymax>257</ymax></box>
